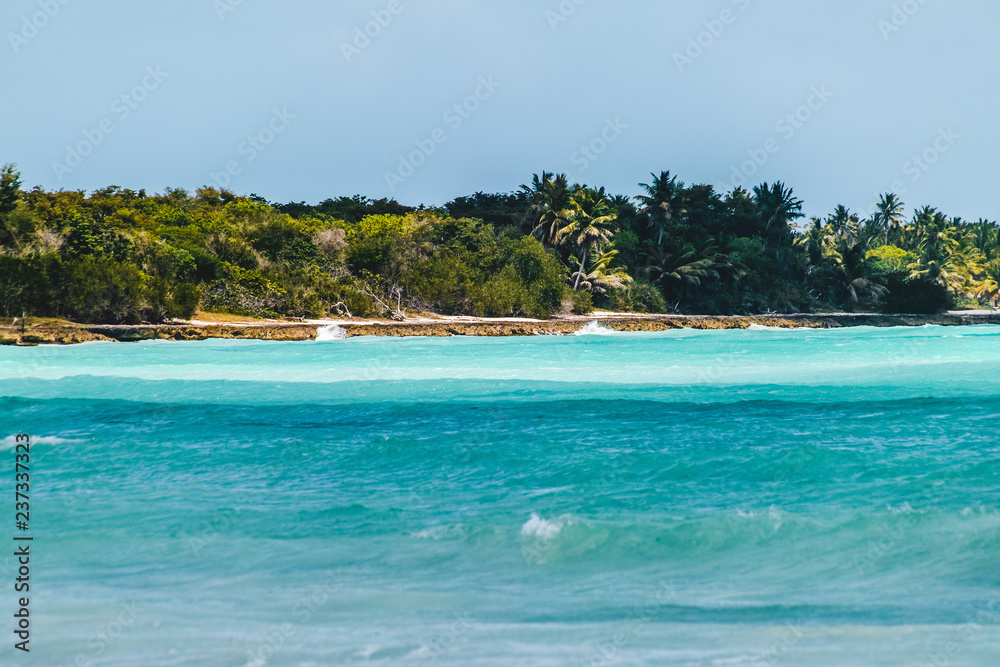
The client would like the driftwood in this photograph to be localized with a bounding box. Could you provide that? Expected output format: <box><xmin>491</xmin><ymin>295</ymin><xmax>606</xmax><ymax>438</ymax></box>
<box><xmin>358</xmin><ymin>283</ymin><xmax>405</xmax><ymax>321</ymax></box>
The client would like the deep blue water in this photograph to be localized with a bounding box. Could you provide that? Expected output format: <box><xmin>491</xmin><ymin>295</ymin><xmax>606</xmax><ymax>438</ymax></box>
<box><xmin>2</xmin><ymin>324</ymin><xmax>999</xmax><ymax>665</ymax></box>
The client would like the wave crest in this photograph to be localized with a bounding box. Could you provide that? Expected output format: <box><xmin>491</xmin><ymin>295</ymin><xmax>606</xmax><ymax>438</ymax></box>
<box><xmin>316</xmin><ymin>324</ymin><xmax>349</xmax><ymax>341</ymax></box>
<box><xmin>521</xmin><ymin>513</ymin><xmax>563</xmax><ymax>538</ymax></box>
<box><xmin>1</xmin><ymin>435</ymin><xmax>82</xmax><ymax>450</ymax></box>
<box><xmin>574</xmin><ymin>321</ymin><xmax>617</xmax><ymax>336</ymax></box>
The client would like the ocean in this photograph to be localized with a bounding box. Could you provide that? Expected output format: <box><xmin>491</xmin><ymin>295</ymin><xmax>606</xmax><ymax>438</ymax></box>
<box><xmin>2</xmin><ymin>324</ymin><xmax>999</xmax><ymax>666</ymax></box>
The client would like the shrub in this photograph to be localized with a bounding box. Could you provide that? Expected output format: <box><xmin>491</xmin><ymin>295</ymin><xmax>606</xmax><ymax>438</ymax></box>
<box><xmin>601</xmin><ymin>280</ymin><xmax>668</xmax><ymax>313</ymax></box>
<box><xmin>866</xmin><ymin>246</ymin><xmax>917</xmax><ymax>273</ymax></box>
<box><xmin>203</xmin><ymin>263</ymin><xmax>286</xmax><ymax>318</ymax></box>
<box><xmin>337</xmin><ymin>284</ymin><xmax>379</xmax><ymax>318</ymax></box>
<box><xmin>251</xmin><ymin>219</ymin><xmax>319</xmax><ymax>263</ymax></box>
<box><xmin>167</xmin><ymin>283</ymin><xmax>202</xmax><ymax>319</ymax></box>
<box><xmin>345</xmin><ymin>214</ymin><xmax>416</xmax><ymax>276</ymax></box>
<box><xmin>0</xmin><ymin>255</ymin><xmax>63</xmax><ymax>317</ymax></box>
<box><xmin>566</xmin><ymin>289</ymin><xmax>594</xmax><ymax>315</ymax></box>
<box><xmin>504</xmin><ymin>237</ymin><xmax>565</xmax><ymax>315</ymax></box>
<box><xmin>402</xmin><ymin>252</ymin><xmax>479</xmax><ymax>315</ymax></box>
<box><xmin>468</xmin><ymin>267</ymin><xmax>528</xmax><ymax>318</ymax></box>
<box><xmin>879</xmin><ymin>274</ymin><xmax>952</xmax><ymax>314</ymax></box>
<box><xmin>64</xmin><ymin>256</ymin><xmax>149</xmax><ymax>324</ymax></box>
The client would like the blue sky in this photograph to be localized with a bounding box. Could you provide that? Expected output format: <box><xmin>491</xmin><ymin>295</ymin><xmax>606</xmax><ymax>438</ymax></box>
<box><xmin>2</xmin><ymin>0</ymin><xmax>997</xmax><ymax>220</ymax></box>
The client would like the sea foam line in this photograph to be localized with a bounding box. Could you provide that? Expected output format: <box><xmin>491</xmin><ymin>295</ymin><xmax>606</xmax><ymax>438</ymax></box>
<box><xmin>1</xmin><ymin>435</ymin><xmax>82</xmax><ymax>450</ymax></box>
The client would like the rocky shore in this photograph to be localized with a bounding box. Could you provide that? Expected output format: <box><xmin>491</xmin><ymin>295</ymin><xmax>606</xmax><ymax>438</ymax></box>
<box><xmin>3</xmin><ymin>311</ymin><xmax>1000</xmax><ymax>345</ymax></box>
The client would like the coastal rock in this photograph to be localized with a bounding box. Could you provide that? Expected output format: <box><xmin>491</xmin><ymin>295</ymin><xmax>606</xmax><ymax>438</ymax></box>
<box><xmin>3</xmin><ymin>312</ymin><xmax>1000</xmax><ymax>345</ymax></box>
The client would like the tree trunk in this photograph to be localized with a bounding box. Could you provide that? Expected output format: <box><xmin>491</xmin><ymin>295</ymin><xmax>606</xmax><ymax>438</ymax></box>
<box><xmin>573</xmin><ymin>247</ymin><xmax>588</xmax><ymax>290</ymax></box>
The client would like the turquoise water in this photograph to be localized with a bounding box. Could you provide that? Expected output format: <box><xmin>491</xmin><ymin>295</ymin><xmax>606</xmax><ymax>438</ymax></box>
<box><xmin>2</xmin><ymin>325</ymin><xmax>1000</xmax><ymax>666</ymax></box>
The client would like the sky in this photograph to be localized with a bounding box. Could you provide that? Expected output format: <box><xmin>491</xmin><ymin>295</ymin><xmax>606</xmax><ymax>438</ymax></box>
<box><xmin>2</xmin><ymin>0</ymin><xmax>998</xmax><ymax>220</ymax></box>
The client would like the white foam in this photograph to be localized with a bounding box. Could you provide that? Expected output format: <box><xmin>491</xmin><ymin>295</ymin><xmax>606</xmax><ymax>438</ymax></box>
<box><xmin>747</xmin><ymin>323</ymin><xmax>815</xmax><ymax>331</ymax></box>
<box><xmin>1</xmin><ymin>435</ymin><xmax>81</xmax><ymax>450</ymax></box>
<box><xmin>414</xmin><ymin>524</ymin><xmax>468</xmax><ymax>540</ymax></box>
<box><xmin>889</xmin><ymin>502</ymin><xmax>914</xmax><ymax>515</ymax></box>
<box><xmin>316</xmin><ymin>324</ymin><xmax>349</xmax><ymax>341</ymax></box>
<box><xmin>574</xmin><ymin>321</ymin><xmax>617</xmax><ymax>336</ymax></box>
<box><xmin>768</xmin><ymin>506</ymin><xmax>783</xmax><ymax>532</ymax></box>
<box><xmin>521</xmin><ymin>513</ymin><xmax>562</xmax><ymax>539</ymax></box>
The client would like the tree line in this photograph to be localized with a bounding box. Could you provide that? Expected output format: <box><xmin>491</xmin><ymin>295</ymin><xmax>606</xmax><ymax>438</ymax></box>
<box><xmin>0</xmin><ymin>163</ymin><xmax>996</xmax><ymax>324</ymax></box>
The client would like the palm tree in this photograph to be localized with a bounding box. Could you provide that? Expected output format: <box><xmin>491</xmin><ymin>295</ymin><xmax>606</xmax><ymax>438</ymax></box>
<box><xmin>645</xmin><ymin>240</ymin><xmax>727</xmax><ymax>298</ymax></box>
<box><xmin>569</xmin><ymin>246</ymin><xmax>633</xmax><ymax>294</ymax></box>
<box><xmin>905</xmin><ymin>209</ymin><xmax>985</xmax><ymax>295</ymax></box>
<box><xmin>520</xmin><ymin>171</ymin><xmax>554</xmax><ymax>200</ymax></box>
<box><xmin>608</xmin><ymin>194</ymin><xmax>639</xmax><ymax>230</ymax></box>
<box><xmin>722</xmin><ymin>186</ymin><xmax>760</xmax><ymax>238</ymax></box>
<box><xmin>830</xmin><ymin>242</ymin><xmax>887</xmax><ymax>307</ymax></box>
<box><xmin>901</xmin><ymin>206</ymin><xmax>940</xmax><ymax>252</ymax></box>
<box><xmin>874</xmin><ymin>193</ymin><xmax>905</xmax><ymax>245</ymax></box>
<box><xmin>975</xmin><ymin>259</ymin><xmax>1000</xmax><ymax>307</ymax></box>
<box><xmin>941</xmin><ymin>242</ymin><xmax>985</xmax><ymax>296</ymax></box>
<box><xmin>828</xmin><ymin>205</ymin><xmax>861</xmax><ymax>248</ymax></box>
<box><xmin>554</xmin><ymin>189</ymin><xmax>618</xmax><ymax>289</ymax></box>
<box><xmin>915</xmin><ymin>210</ymin><xmax>956</xmax><ymax>261</ymax></box>
<box><xmin>968</xmin><ymin>219</ymin><xmax>1000</xmax><ymax>262</ymax></box>
<box><xmin>753</xmin><ymin>182</ymin><xmax>803</xmax><ymax>251</ymax></box>
<box><xmin>797</xmin><ymin>217</ymin><xmax>835</xmax><ymax>267</ymax></box>
<box><xmin>0</xmin><ymin>164</ymin><xmax>21</xmax><ymax>217</ymax></box>
<box><xmin>609</xmin><ymin>194</ymin><xmax>636</xmax><ymax>214</ymax></box>
<box><xmin>521</xmin><ymin>172</ymin><xmax>574</xmax><ymax>246</ymax></box>
<box><xmin>638</xmin><ymin>171</ymin><xmax>685</xmax><ymax>246</ymax></box>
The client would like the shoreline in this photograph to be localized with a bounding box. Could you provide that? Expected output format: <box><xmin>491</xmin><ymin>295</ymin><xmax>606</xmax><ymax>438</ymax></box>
<box><xmin>3</xmin><ymin>311</ymin><xmax>1000</xmax><ymax>345</ymax></box>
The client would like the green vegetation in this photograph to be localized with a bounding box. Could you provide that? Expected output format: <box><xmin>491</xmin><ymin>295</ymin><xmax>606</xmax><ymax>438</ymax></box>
<box><xmin>0</xmin><ymin>163</ymin><xmax>996</xmax><ymax>323</ymax></box>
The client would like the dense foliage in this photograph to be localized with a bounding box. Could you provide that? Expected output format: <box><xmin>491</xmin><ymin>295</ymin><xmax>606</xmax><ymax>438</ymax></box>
<box><xmin>0</xmin><ymin>163</ymin><xmax>996</xmax><ymax>323</ymax></box>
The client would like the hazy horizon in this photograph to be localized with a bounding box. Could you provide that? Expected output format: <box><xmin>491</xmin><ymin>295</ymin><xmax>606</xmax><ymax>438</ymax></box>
<box><xmin>3</xmin><ymin>0</ymin><xmax>998</xmax><ymax>220</ymax></box>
